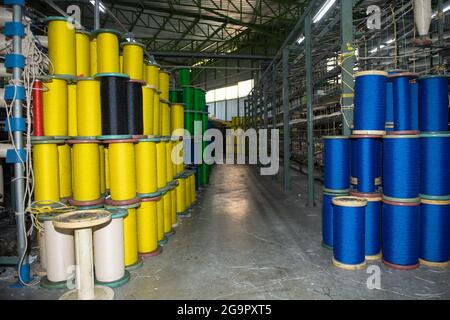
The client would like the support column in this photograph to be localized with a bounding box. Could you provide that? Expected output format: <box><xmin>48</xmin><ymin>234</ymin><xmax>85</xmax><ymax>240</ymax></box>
<box><xmin>305</xmin><ymin>14</ymin><xmax>315</xmax><ymax>207</ymax></box>
<box><xmin>340</xmin><ymin>0</ymin><xmax>354</xmax><ymax>136</ymax></box>
<box><xmin>282</xmin><ymin>48</ymin><xmax>290</xmax><ymax>191</ymax></box>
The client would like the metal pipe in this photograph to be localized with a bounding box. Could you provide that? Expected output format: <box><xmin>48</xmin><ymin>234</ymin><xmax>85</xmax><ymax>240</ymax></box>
<box><xmin>94</xmin><ymin>0</ymin><xmax>100</xmax><ymax>30</ymax></box>
<box><xmin>151</xmin><ymin>51</ymin><xmax>273</xmax><ymax>60</ymax></box>
<box><xmin>282</xmin><ymin>47</ymin><xmax>290</xmax><ymax>191</ymax></box>
<box><xmin>305</xmin><ymin>14</ymin><xmax>315</xmax><ymax>207</ymax></box>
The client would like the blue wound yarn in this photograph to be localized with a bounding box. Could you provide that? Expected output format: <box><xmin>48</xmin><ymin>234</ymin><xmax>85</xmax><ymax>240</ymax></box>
<box><xmin>354</xmin><ymin>71</ymin><xmax>388</xmax><ymax>131</ymax></box>
<box><xmin>351</xmin><ymin>136</ymin><xmax>382</xmax><ymax>193</ymax></box>
<box><xmin>350</xmin><ymin>139</ymin><xmax>358</xmax><ymax>187</ymax></box>
<box><xmin>383</xmin><ymin>134</ymin><xmax>420</xmax><ymax>199</ymax></box>
<box><xmin>382</xmin><ymin>201</ymin><xmax>420</xmax><ymax>266</ymax></box>
<box><xmin>420</xmin><ymin>200</ymin><xmax>450</xmax><ymax>263</ymax></box>
<box><xmin>410</xmin><ymin>80</ymin><xmax>419</xmax><ymax>131</ymax></box>
<box><xmin>322</xmin><ymin>191</ymin><xmax>348</xmax><ymax>248</ymax></box>
<box><xmin>323</xmin><ymin>136</ymin><xmax>350</xmax><ymax>191</ymax></box>
<box><xmin>393</xmin><ymin>76</ymin><xmax>415</xmax><ymax>131</ymax></box>
<box><xmin>386</xmin><ymin>78</ymin><xmax>394</xmax><ymax>126</ymax></box>
<box><xmin>419</xmin><ymin>75</ymin><xmax>449</xmax><ymax>132</ymax></box>
<box><xmin>332</xmin><ymin>197</ymin><xmax>367</xmax><ymax>265</ymax></box>
<box><xmin>420</xmin><ymin>133</ymin><xmax>450</xmax><ymax>197</ymax></box>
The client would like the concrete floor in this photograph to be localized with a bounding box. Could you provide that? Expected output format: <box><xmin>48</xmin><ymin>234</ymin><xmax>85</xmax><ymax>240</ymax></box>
<box><xmin>1</xmin><ymin>164</ymin><xmax>449</xmax><ymax>300</ymax></box>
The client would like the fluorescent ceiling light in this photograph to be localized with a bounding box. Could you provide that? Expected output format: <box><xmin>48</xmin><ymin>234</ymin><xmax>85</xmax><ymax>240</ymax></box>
<box><xmin>313</xmin><ymin>0</ymin><xmax>337</xmax><ymax>23</ymax></box>
<box><xmin>385</xmin><ymin>38</ymin><xmax>395</xmax><ymax>44</ymax></box>
<box><xmin>369</xmin><ymin>44</ymin><xmax>385</xmax><ymax>54</ymax></box>
<box><xmin>297</xmin><ymin>36</ymin><xmax>305</xmax><ymax>44</ymax></box>
<box><xmin>90</xmin><ymin>0</ymin><xmax>106</xmax><ymax>13</ymax></box>
<box><xmin>431</xmin><ymin>4</ymin><xmax>450</xmax><ymax>18</ymax></box>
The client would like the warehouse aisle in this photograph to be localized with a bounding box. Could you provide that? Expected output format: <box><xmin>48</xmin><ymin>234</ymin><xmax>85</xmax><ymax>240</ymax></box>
<box><xmin>1</xmin><ymin>164</ymin><xmax>449</xmax><ymax>300</ymax></box>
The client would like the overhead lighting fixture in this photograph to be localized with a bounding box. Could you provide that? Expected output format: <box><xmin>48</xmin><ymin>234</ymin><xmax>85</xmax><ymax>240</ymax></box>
<box><xmin>369</xmin><ymin>44</ymin><xmax>385</xmax><ymax>54</ymax></box>
<box><xmin>431</xmin><ymin>3</ymin><xmax>450</xmax><ymax>18</ymax></box>
<box><xmin>297</xmin><ymin>36</ymin><xmax>305</xmax><ymax>44</ymax></box>
<box><xmin>313</xmin><ymin>0</ymin><xmax>337</xmax><ymax>23</ymax></box>
<box><xmin>90</xmin><ymin>0</ymin><xmax>106</xmax><ymax>13</ymax></box>
<box><xmin>385</xmin><ymin>38</ymin><xmax>395</xmax><ymax>44</ymax></box>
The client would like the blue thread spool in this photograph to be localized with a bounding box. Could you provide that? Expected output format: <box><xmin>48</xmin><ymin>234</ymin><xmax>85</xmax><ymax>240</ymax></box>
<box><xmin>390</xmin><ymin>72</ymin><xmax>418</xmax><ymax>131</ymax></box>
<box><xmin>350</xmin><ymin>191</ymin><xmax>382</xmax><ymax>260</ymax></box>
<box><xmin>354</xmin><ymin>70</ymin><xmax>388</xmax><ymax>134</ymax></box>
<box><xmin>382</xmin><ymin>199</ymin><xmax>420</xmax><ymax>270</ymax></box>
<box><xmin>350</xmin><ymin>139</ymin><xmax>358</xmax><ymax>188</ymax></box>
<box><xmin>410</xmin><ymin>79</ymin><xmax>419</xmax><ymax>131</ymax></box>
<box><xmin>419</xmin><ymin>75</ymin><xmax>449</xmax><ymax>132</ymax></box>
<box><xmin>323</xmin><ymin>136</ymin><xmax>350</xmax><ymax>193</ymax></box>
<box><xmin>383</xmin><ymin>133</ymin><xmax>420</xmax><ymax>201</ymax></box>
<box><xmin>332</xmin><ymin>196</ymin><xmax>367</xmax><ymax>270</ymax></box>
<box><xmin>322</xmin><ymin>190</ymin><xmax>348</xmax><ymax>249</ymax></box>
<box><xmin>385</xmin><ymin>70</ymin><xmax>405</xmax><ymax>130</ymax></box>
<box><xmin>350</xmin><ymin>134</ymin><xmax>382</xmax><ymax>193</ymax></box>
<box><xmin>419</xmin><ymin>198</ymin><xmax>450</xmax><ymax>267</ymax></box>
<box><xmin>420</xmin><ymin>132</ymin><xmax>450</xmax><ymax>198</ymax></box>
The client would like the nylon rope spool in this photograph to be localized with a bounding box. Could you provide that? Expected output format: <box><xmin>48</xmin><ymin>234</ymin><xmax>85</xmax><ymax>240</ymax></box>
<box><xmin>38</xmin><ymin>212</ymin><xmax>75</xmax><ymax>287</ymax></box>
<box><xmin>332</xmin><ymin>196</ymin><xmax>368</xmax><ymax>270</ymax></box>
<box><xmin>153</xmin><ymin>89</ymin><xmax>161</xmax><ymax>136</ymax></box>
<box><xmin>322</xmin><ymin>189</ymin><xmax>348</xmax><ymax>249</ymax></box>
<box><xmin>137</xmin><ymin>196</ymin><xmax>161</xmax><ymax>256</ymax></box>
<box><xmin>94</xmin><ymin>29</ymin><xmax>122</xmax><ymax>74</ymax></box>
<box><xmin>145</xmin><ymin>62</ymin><xmax>160</xmax><ymax>89</ymax></box>
<box><xmin>419</xmin><ymin>198</ymin><xmax>450</xmax><ymax>267</ymax></box>
<box><xmin>98</xmin><ymin>145</ymin><xmax>106</xmax><ymax>197</ymax></box>
<box><xmin>90</xmin><ymin>39</ymin><xmax>98</xmax><ymax>75</ymax></box>
<box><xmin>176</xmin><ymin>177</ymin><xmax>186</xmax><ymax>215</ymax></box>
<box><xmin>350</xmin><ymin>138</ymin><xmax>358</xmax><ymax>187</ymax></box>
<box><xmin>122</xmin><ymin>206</ymin><xmax>140</xmax><ymax>269</ymax></box>
<box><xmin>67</xmin><ymin>81</ymin><xmax>78</xmax><ymax>137</ymax></box>
<box><xmin>179</xmin><ymin>68</ymin><xmax>191</xmax><ymax>87</ymax></box>
<box><xmin>161</xmin><ymin>100</ymin><xmax>171</xmax><ymax>137</ymax></box>
<box><xmin>189</xmin><ymin>172</ymin><xmax>196</xmax><ymax>204</ymax></box>
<box><xmin>185</xmin><ymin>173</ymin><xmax>192</xmax><ymax>209</ymax></box>
<box><xmin>97</xmin><ymin>73</ymin><xmax>129</xmax><ymax>137</ymax></box>
<box><xmin>142</xmin><ymin>85</ymin><xmax>155</xmax><ymax>136</ymax></box>
<box><xmin>42</xmin><ymin>75</ymin><xmax>71</xmax><ymax>137</ymax></box>
<box><xmin>170</xmin><ymin>183</ymin><xmax>178</xmax><ymax>227</ymax></box>
<box><xmin>105</xmin><ymin>139</ymin><xmax>139</xmax><ymax>205</ymax></box>
<box><xmin>354</xmin><ymin>70</ymin><xmax>388</xmax><ymax>134</ymax></box>
<box><xmin>350</xmin><ymin>191</ymin><xmax>382</xmax><ymax>260</ymax></box>
<box><xmin>171</xmin><ymin>103</ymin><xmax>185</xmax><ymax>137</ymax></box>
<box><xmin>183</xmin><ymin>86</ymin><xmax>195</xmax><ymax>136</ymax></box>
<box><xmin>166</xmin><ymin>140</ymin><xmax>174</xmax><ymax>182</ymax></box>
<box><xmin>159</xmin><ymin>70</ymin><xmax>170</xmax><ymax>101</ymax></box>
<box><xmin>350</xmin><ymin>134</ymin><xmax>382</xmax><ymax>193</ymax></box>
<box><xmin>135</xmin><ymin>138</ymin><xmax>158</xmax><ymax>197</ymax></box>
<box><xmin>163</xmin><ymin>189</ymin><xmax>173</xmax><ymax>236</ymax></box>
<box><xmin>77</xmin><ymin>77</ymin><xmax>102</xmax><ymax>137</ymax></box>
<box><xmin>75</xmin><ymin>30</ymin><xmax>91</xmax><ymax>77</ymax></box>
<box><xmin>420</xmin><ymin>132</ymin><xmax>450</xmax><ymax>198</ymax></box>
<box><xmin>32</xmin><ymin>139</ymin><xmax>62</xmax><ymax>203</ymax></box>
<box><xmin>104</xmin><ymin>146</ymin><xmax>110</xmax><ymax>192</ymax></box>
<box><xmin>389</xmin><ymin>72</ymin><xmax>418</xmax><ymax>131</ymax></box>
<box><xmin>68</xmin><ymin>139</ymin><xmax>103</xmax><ymax>206</ymax></box>
<box><xmin>119</xmin><ymin>54</ymin><xmax>123</xmax><ymax>74</ymax></box>
<box><xmin>126</xmin><ymin>80</ymin><xmax>144</xmax><ymax>136</ymax></box>
<box><xmin>156</xmin><ymin>196</ymin><xmax>165</xmax><ymax>243</ymax></box>
<box><xmin>57</xmin><ymin>144</ymin><xmax>72</xmax><ymax>201</ymax></box>
<box><xmin>47</xmin><ymin>17</ymin><xmax>76</xmax><ymax>76</ymax></box>
<box><xmin>156</xmin><ymin>139</ymin><xmax>167</xmax><ymax>190</ymax></box>
<box><xmin>323</xmin><ymin>136</ymin><xmax>350</xmax><ymax>193</ymax></box>
<box><xmin>382</xmin><ymin>199</ymin><xmax>420</xmax><ymax>270</ymax></box>
<box><xmin>383</xmin><ymin>133</ymin><xmax>420</xmax><ymax>201</ymax></box>
<box><xmin>418</xmin><ymin>75</ymin><xmax>449</xmax><ymax>132</ymax></box>
<box><xmin>94</xmin><ymin>208</ymin><xmax>129</xmax><ymax>286</ymax></box>
<box><xmin>122</xmin><ymin>41</ymin><xmax>145</xmax><ymax>81</ymax></box>
<box><xmin>410</xmin><ymin>78</ymin><xmax>419</xmax><ymax>131</ymax></box>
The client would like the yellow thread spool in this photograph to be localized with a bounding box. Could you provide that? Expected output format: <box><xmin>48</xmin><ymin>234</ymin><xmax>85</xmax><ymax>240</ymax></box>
<box><xmin>47</xmin><ymin>17</ymin><xmax>76</xmax><ymax>76</ymax></box>
<box><xmin>70</xmin><ymin>140</ymin><xmax>101</xmax><ymax>202</ymax></box>
<box><xmin>145</xmin><ymin>63</ymin><xmax>160</xmax><ymax>89</ymax></box>
<box><xmin>90</xmin><ymin>39</ymin><xmax>98</xmax><ymax>75</ymax></box>
<box><xmin>108</xmin><ymin>140</ymin><xmax>137</xmax><ymax>201</ymax></box>
<box><xmin>153</xmin><ymin>90</ymin><xmax>161</xmax><ymax>136</ymax></box>
<box><xmin>135</xmin><ymin>139</ymin><xmax>158</xmax><ymax>196</ymax></box>
<box><xmin>170</xmin><ymin>187</ymin><xmax>177</xmax><ymax>227</ymax></box>
<box><xmin>123</xmin><ymin>207</ymin><xmax>138</xmax><ymax>267</ymax></box>
<box><xmin>156</xmin><ymin>197</ymin><xmax>164</xmax><ymax>241</ymax></box>
<box><xmin>156</xmin><ymin>140</ymin><xmax>167</xmax><ymax>189</ymax></box>
<box><xmin>75</xmin><ymin>30</ymin><xmax>91</xmax><ymax>77</ymax></box>
<box><xmin>163</xmin><ymin>191</ymin><xmax>172</xmax><ymax>234</ymax></box>
<box><xmin>158</xmin><ymin>70</ymin><xmax>170</xmax><ymax>101</ymax></box>
<box><xmin>57</xmin><ymin>144</ymin><xmax>72</xmax><ymax>199</ymax></box>
<box><xmin>176</xmin><ymin>178</ymin><xmax>186</xmax><ymax>214</ymax></box>
<box><xmin>185</xmin><ymin>175</ymin><xmax>191</xmax><ymax>208</ymax></box>
<box><xmin>104</xmin><ymin>146</ymin><xmax>110</xmax><ymax>191</ymax></box>
<box><xmin>171</xmin><ymin>103</ymin><xmax>185</xmax><ymax>136</ymax></box>
<box><xmin>32</xmin><ymin>140</ymin><xmax>60</xmax><ymax>203</ymax></box>
<box><xmin>161</xmin><ymin>100</ymin><xmax>171</xmax><ymax>136</ymax></box>
<box><xmin>67</xmin><ymin>82</ymin><xmax>78</xmax><ymax>136</ymax></box>
<box><xmin>119</xmin><ymin>54</ymin><xmax>123</xmax><ymax>73</ymax></box>
<box><xmin>190</xmin><ymin>173</ymin><xmax>196</xmax><ymax>203</ymax></box>
<box><xmin>99</xmin><ymin>145</ymin><xmax>106</xmax><ymax>196</ymax></box>
<box><xmin>95</xmin><ymin>29</ymin><xmax>121</xmax><ymax>74</ymax></box>
<box><xmin>136</xmin><ymin>197</ymin><xmax>159</xmax><ymax>254</ymax></box>
<box><xmin>142</xmin><ymin>86</ymin><xmax>155</xmax><ymax>136</ymax></box>
<box><xmin>165</xmin><ymin>140</ymin><xmax>174</xmax><ymax>182</ymax></box>
<box><xmin>122</xmin><ymin>42</ymin><xmax>144</xmax><ymax>81</ymax></box>
<box><xmin>42</xmin><ymin>76</ymin><xmax>68</xmax><ymax>136</ymax></box>
<box><xmin>76</xmin><ymin>77</ymin><xmax>102</xmax><ymax>136</ymax></box>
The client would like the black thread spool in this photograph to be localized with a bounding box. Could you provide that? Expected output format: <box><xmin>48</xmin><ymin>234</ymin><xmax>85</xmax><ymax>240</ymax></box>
<box><xmin>126</xmin><ymin>80</ymin><xmax>144</xmax><ymax>136</ymax></box>
<box><xmin>99</xmin><ymin>74</ymin><xmax>129</xmax><ymax>136</ymax></box>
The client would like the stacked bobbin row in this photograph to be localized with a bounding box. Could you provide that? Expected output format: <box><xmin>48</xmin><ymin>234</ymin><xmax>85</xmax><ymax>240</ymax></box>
<box><xmin>31</xmin><ymin>18</ymin><xmax>198</xmax><ymax>289</ymax></box>
<box><xmin>322</xmin><ymin>70</ymin><xmax>450</xmax><ymax>270</ymax></box>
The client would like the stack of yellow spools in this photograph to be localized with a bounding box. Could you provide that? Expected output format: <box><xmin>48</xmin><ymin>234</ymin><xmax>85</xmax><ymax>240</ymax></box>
<box><xmin>32</xmin><ymin>17</ymin><xmax>198</xmax><ymax>289</ymax></box>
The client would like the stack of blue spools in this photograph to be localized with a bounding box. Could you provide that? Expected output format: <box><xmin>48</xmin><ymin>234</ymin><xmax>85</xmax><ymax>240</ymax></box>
<box><xmin>322</xmin><ymin>70</ymin><xmax>450</xmax><ymax>270</ymax></box>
